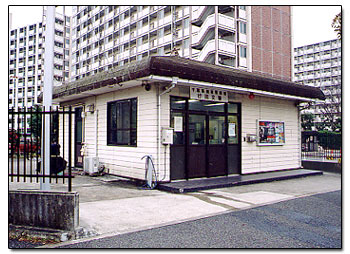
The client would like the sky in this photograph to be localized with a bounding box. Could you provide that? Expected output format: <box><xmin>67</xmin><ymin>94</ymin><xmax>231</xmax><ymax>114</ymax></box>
<box><xmin>8</xmin><ymin>5</ymin><xmax>341</xmax><ymax>48</ymax></box>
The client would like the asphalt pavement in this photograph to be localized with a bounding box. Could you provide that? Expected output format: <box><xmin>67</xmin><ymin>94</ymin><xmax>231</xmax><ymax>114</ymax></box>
<box><xmin>9</xmin><ymin>171</ymin><xmax>341</xmax><ymax>249</ymax></box>
<box><xmin>55</xmin><ymin>190</ymin><xmax>341</xmax><ymax>248</ymax></box>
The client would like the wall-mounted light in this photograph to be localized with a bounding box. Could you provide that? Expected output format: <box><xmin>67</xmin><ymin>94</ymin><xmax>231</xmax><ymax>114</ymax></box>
<box><xmin>142</xmin><ymin>80</ymin><xmax>151</xmax><ymax>91</ymax></box>
<box><xmin>87</xmin><ymin>104</ymin><xmax>95</xmax><ymax>113</ymax></box>
<box><xmin>248</xmin><ymin>92</ymin><xmax>255</xmax><ymax>100</ymax></box>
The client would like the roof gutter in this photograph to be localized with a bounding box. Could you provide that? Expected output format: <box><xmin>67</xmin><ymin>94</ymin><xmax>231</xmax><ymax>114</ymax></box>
<box><xmin>147</xmin><ymin>75</ymin><xmax>318</xmax><ymax>102</ymax></box>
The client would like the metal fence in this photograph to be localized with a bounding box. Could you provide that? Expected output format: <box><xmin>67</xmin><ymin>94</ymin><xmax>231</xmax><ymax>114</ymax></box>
<box><xmin>301</xmin><ymin>131</ymin><xmax>342</xmax><ymax>162</ymax></box>
<box><xmin>8</xmin><ymin>106</ymin><xmax>74</xmax><ymax>191</ymax></box>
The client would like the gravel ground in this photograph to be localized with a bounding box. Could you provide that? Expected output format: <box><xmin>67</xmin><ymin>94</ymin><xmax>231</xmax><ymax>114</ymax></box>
<box><xmin>8</xmin><ymin>238</ymin><xmax>45</xmax><ymax>249</ymax></box>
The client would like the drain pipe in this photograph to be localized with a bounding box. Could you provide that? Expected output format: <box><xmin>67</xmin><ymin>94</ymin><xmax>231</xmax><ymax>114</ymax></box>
<box><xmin>95</xmin><ymin>96</ymin><xmax>98</xmax><ymax>159</ymax></box>
<box><xmin>157</xmin><ymin>77</ymin><xmax>178</xmax><ymax>181</ymax></box>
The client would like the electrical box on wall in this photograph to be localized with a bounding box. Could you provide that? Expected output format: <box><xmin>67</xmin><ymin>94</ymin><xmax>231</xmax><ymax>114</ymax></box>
<box><xmin>246</xmin><ymin>134</ymin><xmax>257</xmax><ymax>142</ymax></box>
<box><xmin>161</xmin><ymin>128</ymin><xmax>174</xmax><ymax>145</ymax></box>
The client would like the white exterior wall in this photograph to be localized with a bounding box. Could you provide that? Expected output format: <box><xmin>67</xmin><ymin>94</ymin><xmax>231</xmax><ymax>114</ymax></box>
<box><xmin>240</xmin><ymin>94</ymin><xmax>300</xmax><ymax>174</ymax></box>
<box><xmin>58</xmin><ymin>85</ymin><xmax>301</xmax><ymax>180</ymax></box>
<box><xmin>93</xmin><ymin>87</ymin><xmax>159</xmax><ymax>180</ymax></box>
<box><xmin>167</xmin><ymin>88</ymin><xmax>301</xmax><ymax>175</ymax></box>
<box><xmin>59</xmin><ymin>85</ymin><xmax>171</xmax><ymax>181</ymax></box>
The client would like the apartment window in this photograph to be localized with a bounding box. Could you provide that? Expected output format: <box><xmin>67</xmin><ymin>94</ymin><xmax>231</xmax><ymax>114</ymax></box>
<box><xmin>183</xmin><ymin>38</ymin><xmax>189</xmax><ymax>48</ymax></box>
<box><xmin>184</xmin><ymin>18</ymin><xmax>189</xmax><ymax>29</ymax></box>
<box><xmin>107</xmin><ymin>98</ymin><xmax>137</xmax><ymax>146</ymax></box>
<box><xmin>239</xmin><ymin>22</ymin><xmax>247</xmax><ymax>34</ymax></box>
<box><xmin>240</xmin><ymin>46</ymin><xmax>247</xmax><ymax>58</ymax></box>
<box><xmin>159</xmin><ymin>9</ymin><xmax>165</xmax><ymax>19</ymax></box>
<box><xmin>158</xmin><ymin>28</ymin><xmax>164</xmax><ymax>38</ymax></box>
<box><xmin>239</xmin><ymin>6</ymin><xmax>246</xmax><ymax>10</ymax></box>
<box><xmin>158</xmin><ymin>46</ymin><xmax>164</xmax><ymax>56</ymax></box>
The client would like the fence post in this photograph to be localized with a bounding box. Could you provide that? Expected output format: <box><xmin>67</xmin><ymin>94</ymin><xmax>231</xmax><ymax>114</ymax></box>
<box><xmin>68</xmin><ymin>106</ymin><xmax>72</xmax><ymax>192</ymax></box>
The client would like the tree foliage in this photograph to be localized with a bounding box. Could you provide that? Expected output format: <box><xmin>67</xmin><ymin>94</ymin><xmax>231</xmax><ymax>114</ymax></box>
<box><xmin>301</xmin><ymin>113</ymin><xmax>315</xmax><ymax>131</ymax></box>
<box><xmin>332</xmin><ymin>12</ymin><xmax>341</xmax><ymax>39</ymax></box>
<box><xmin>27</xmin><ymin>106</ymin><xmax>42</xmax><ymax>138</ymax></box>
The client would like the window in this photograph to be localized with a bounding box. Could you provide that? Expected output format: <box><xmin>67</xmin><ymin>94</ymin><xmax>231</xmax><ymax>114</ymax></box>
<box><xmin>107</xmin><ymin>98</ymin><xmax>137</xmax><ymax>146</ymax></box>
<box><xmin>239</xmin><ymin>22</ymin><xmax>247</xmax><ymax>34</ymax></box>
<box><xmin>240</xmin><ymin>46</ymin><xmax>247</xmax><ymax>58</ymax></box>
<box><xmin>184</xmin><ymin>18</ymin><xmax>189</xmax><ymax>29</ymax></box>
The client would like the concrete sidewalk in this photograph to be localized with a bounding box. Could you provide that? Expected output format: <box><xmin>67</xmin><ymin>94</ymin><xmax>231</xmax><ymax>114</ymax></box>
<box><xmin>9</xmin><ymin>170</ymin><xmax>341</xmax><ymax>242</ymax></box>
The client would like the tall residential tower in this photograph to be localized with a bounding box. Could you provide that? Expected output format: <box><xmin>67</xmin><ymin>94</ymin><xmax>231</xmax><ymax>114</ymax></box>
<box><xmin>9</xmin><ymin>10</ymin><xmax>71</xmax><ymax>133</ymax></box>
<box><xmin>70</xmin><ymin>6</ymin><xmax>292</xmax><ymax>81</ymax></box>
<box><xmin>294</xmin><ymin>39</ymin><xmax>341</xmax><ymax>129</ymax></box>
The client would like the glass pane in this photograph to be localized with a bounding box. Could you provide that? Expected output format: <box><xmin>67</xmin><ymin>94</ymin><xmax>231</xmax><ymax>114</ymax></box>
<box><xmin>170</xmin><ymin>112</ymin><xmax>185</xmax><ymax>145</ymax></box>
<box><xmin>130</xmin><ymin>130</ymin><xmax>137</xmax><ymax>145</ymax></box>
<box><xmin>76</xmin><ymin>121</ymin><xmax>83</xmax><ymax>142</ymax></box>
<box><xmin>189</xmin><ymin>100</ymin><xmax>224</xmax><ymax>113</ymax></box>
<box><xmin>228</xmin><ymin>103</ymin><xmax>238</xmax><ymax>113</ymax></box>
<box><xmin>121</xmin><ymin>101</ymin><xmax>130</xmax><ymax>129</ymax></box>
<box><xmin>131</xmin><ymin>99</ymin><xmax>137</xmax><ymax>129</ymax></box>
<box><xmin>170</xmin><ymin>97</ymin><xmax>186</xmax><ymax>110</ymax></box>
<box><xmin>110</xmin><ymin>103</ymin><xmax>117</xmax><ymax>129</ymax></box>
<box><xmin>109</xmin><ymin>131</ymin><xmax>118</xmax><ymax>144</ymax></box>
<box><xmin>189</xmin><ymin>114</ymin><xmax>206</xmax><ymax>145</ymax></box>
<box><xmin>117</xmin><ymin>130</ymin><xmax>130</xmax><ymax>144</ymax></box>
<box><xmin>228</xmin><ymin>115</ymin><xmax>238</xmax><ymax>144</ymax></box>
<box><xmin>209</xmin><ymin>116</ymin><xmax>225</xmax><ymax>144</ymax></box>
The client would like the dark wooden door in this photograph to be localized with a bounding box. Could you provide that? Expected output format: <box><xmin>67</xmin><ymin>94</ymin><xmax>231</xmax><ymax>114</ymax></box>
<box><xmin>187</xmin><ymin>114</ymin><xmax>206</xmax><ymax>178</ymax></box>
<box><xmin>207</xmin><ymin>115</ymin><xmax>226</xmax><ymax>177</ymax></box>
<box><xmin>74</xmin><ymin>107</ymin><xmax>83</xmax><ymax>168</ymax></box>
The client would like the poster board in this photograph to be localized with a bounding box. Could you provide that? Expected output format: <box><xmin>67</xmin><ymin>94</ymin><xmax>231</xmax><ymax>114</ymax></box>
<box><xmin>257</xmin><ymin>120</ymin><xmax>285</xmax><ymax>145</ymax></box>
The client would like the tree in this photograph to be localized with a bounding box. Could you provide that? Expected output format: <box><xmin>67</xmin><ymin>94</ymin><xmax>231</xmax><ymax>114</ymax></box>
<box><xmin>27</xmin><ymin>106</ymin><xmax>42</xmax><ymax>139</ymax></box>
<box><xmin>332</xmin><ymin>12</ymin><xmax>341</xmax><ymax>39</ymax></box>
<box><xmin>301</xmin><ymin>113</ymin><xmax>315</xmax><ymax>131</ymax></box>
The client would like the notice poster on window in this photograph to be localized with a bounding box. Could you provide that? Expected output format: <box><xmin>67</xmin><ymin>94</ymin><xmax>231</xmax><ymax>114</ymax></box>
<box><xmin>258</xmin><ymin>120</ymin><xmax>285</xmax><ymax>145</ymax></box>
<box><xmin>228</xmin><ymin>123</ymin><xmax>236</xmax><ymax>137</ymax></box>
<box><xmin>174</xmin><ymin>116</ymin><xmax>183</xmax><ymax>132</ymax></box>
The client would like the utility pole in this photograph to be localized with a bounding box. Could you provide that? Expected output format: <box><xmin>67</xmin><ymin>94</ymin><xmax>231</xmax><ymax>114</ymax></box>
<box><xmin>40</xmin><ymin>6</ymin><xmax>55</xmax><ymax>190</ymax></box>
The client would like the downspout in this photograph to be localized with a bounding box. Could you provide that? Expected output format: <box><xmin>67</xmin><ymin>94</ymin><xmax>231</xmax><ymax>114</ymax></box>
<box><xmin>297</xmin><ymin>102</ymin><xmax>302</xmax><ymax>168</ymax></box>
<box><xmin>157</xmin><ymin>77</ymin><xmax>178</xmax><ymax>181</ymax></box>
<box><xmin>95</xmin><ymin>96</ymin><xmax>98</xmax><ymax>158</ymax></box>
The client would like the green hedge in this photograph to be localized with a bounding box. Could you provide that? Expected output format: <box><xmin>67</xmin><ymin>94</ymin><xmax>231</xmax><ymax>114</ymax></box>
<box><xmin>317</xmin><ymin>131</ymin><xmax>342</xmax><ymax>150</ymax></box>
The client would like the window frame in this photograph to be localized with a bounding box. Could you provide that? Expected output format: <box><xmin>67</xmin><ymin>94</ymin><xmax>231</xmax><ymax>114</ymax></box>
<box><xmin>107</xmin><ymin>97</ymin><xmax>137</xmax><ymax>146</ymax></box>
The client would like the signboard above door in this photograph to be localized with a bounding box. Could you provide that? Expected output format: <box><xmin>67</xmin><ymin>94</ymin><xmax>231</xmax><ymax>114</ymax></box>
<box><xmin>190</xmin><ymin>87</ymin><xmax>228</xmax><ymax>103</ymax></box>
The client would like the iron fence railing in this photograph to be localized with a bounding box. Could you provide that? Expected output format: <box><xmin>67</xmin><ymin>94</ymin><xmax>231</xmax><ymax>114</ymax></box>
<box><xmin>8</xmin><ymin>106</ymin><xmax>75</xmax><ymax>191</ymax></box>
<box><xmin>301</xmin><ymin>131</ymin><xmax>341</xmax><ymax>162</ymax></box>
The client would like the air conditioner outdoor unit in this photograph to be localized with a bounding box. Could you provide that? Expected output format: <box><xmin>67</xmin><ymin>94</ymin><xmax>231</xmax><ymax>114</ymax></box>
<box><xmin>83</xmin><ymin>157</ymin><xmax>99</xmax><ymax>175</ymax></box>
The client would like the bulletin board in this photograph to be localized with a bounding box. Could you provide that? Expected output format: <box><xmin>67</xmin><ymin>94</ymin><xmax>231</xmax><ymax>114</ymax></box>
<box><xmin>257</xmin><ymin>120</ymin><xmax>285</xmax><ymax>145</ymax></box>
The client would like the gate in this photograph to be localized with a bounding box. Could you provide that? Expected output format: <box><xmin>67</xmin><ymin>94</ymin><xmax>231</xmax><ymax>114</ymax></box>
<box><xmin>8</xmin><ymin>106</ymin><xmax>75</xmax><ymax>191</ymax></box>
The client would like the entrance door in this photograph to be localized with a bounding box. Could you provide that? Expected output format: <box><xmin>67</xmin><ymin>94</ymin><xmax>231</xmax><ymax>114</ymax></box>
<box><xmin>187</xmin><ymin>114</ymin><xmax>227</xmax><ymax>178</ymax></box>
<box><xmin>169</xmin><ymin>97</ymin><xmax>241</xmax><ymax>180</ymax></box>
<box><xmin>187</xmin><ymin>114</ymin><xmax>206</xmax><ymax>178</ymax></box>
<box><xmin>74</xmin><ymin>107</ymin><xmax>84</xmax><ymax>168</ymax></box>
<box><xmin>208</xmin><ymin>115</ymin><xmax>226</xmax><ymax>176</ymax></box>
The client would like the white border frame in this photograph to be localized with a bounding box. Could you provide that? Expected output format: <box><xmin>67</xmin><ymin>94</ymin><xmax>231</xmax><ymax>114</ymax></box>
<box><xmin>256</xmin><ymin>119</ymin><xmax>285</xmax><ymax>146</ymax></box>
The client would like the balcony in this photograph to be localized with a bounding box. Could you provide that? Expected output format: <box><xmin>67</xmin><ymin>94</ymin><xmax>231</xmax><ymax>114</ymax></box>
<box><xmin>192</xmin><ymin>13</ymin><xmax>235</xmax><ymax>49</ymax></box>
<box><xmin>55</xmin><ymin>23</ymin><xmax>64</xmax><ymax>33</ymax></box>
<box><xmin>137</xmin><ymin>43</ymin><xmax>148</xmax><ymax>53</ymax></box>
<box><xmin>218</xmin><ymin>39</ymin><xmax>236</xmax><ymax>56</ymax></box>
<box><xmin>54</xmin><ymin>57</ymin><xmax>63</xmax><ymax>66</ymax></box>
<box><xmin>192</xmin><ymin>6</ymin><xmax>210</xmax><ymax>25</ymax></box>
<box><xmin>27</xmin><ymin>70</ymin><xmax>35</xmax><ymax>77</ymax></box>
<box><xmin>197</xmin><ymin>39</ymin><xmax>215</xmax><ymax>61</ymax></box>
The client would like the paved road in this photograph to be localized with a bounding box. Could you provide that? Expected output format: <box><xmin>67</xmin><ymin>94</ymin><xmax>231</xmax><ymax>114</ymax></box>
<box><xmin>56</xmin><ymin>190</ymin><xmax>341</xmax><ymax>248</ymax></box>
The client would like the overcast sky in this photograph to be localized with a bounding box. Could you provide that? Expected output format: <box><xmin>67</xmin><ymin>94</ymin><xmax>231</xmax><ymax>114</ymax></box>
<box><xmin>8</xmin><ymin>5</ymin><xmax>341</xmax><ymax>48</ymax></box>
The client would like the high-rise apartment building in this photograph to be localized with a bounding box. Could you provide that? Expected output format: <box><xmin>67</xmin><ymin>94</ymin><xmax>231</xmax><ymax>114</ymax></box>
<box><xmin>294</xmin><ymin>39</ymin><xmax>341</xmax><ymax>127</ymax></box>
<box><xmin>9</xmin><ymin>11</ymin><xmax>71</xmax><ymax>133</ymax></box>
<box><xmin>70</xmin><ymin>6</ymin><xmax>292</xmax><ymax>81</ymax></box>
